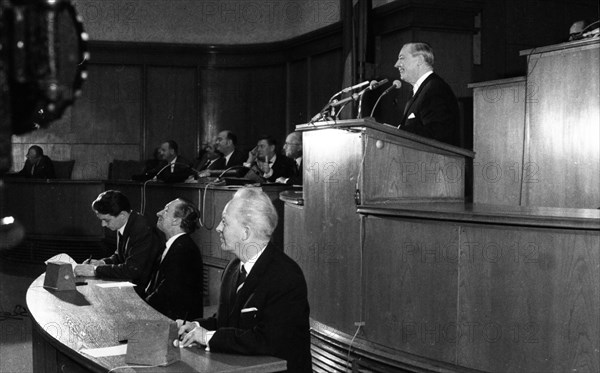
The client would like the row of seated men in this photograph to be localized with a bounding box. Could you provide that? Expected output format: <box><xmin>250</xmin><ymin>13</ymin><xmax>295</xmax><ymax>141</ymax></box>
<box><xmin>3</xmin><ymin>130</ymin><xmax>304</xmax><ymax>185</ymax></box>
<box><xmin>73</xmin><ymin>189</ymin><xmax>311</xmax><ymax>372</ymax></box>
<box><xmin>132</xmin><ymin>130</ymin><xmax>303</xmax><ymax>185</ymax></box>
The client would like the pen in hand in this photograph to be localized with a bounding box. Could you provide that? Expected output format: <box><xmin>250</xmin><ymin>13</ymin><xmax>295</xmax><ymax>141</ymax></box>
<box><xmin>179</xmin><ymin>313</ymin><xmax>188</xmax><ymax>341</ymax></box>
<box><xmin>83</xmin><ymin>254</ymin><xmax>92</xmax><ymax>265</ymax></box>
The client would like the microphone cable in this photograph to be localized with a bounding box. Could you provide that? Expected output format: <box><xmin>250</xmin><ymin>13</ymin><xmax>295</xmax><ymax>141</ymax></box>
<box><xmin>140</xmin><ymin>162</ymin><xmax>200</xmax><ymax>215</ymax></box>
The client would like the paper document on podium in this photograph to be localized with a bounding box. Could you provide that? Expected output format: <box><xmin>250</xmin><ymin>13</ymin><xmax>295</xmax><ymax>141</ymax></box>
<box><xmin>80</xmin><ymin>344</ymin><xmax>127</xmax><ymax>357</ymax></box>
<box><xmin>96</xmin><ymin>282</ymin><xmax>136</xmax><ymax>288</ymax></box>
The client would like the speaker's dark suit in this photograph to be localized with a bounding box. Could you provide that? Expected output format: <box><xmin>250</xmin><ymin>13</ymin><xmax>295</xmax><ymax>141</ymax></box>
<box><xmin>145</xmin><ymin>234</ymin><xmax>204</xmax><ymax>320</ymax></box>
<box><xmin>196</xmin><ymin>243</ymin><xmax>311</xmax><ymax>372</ymax></box>
<box><xmin>96</xmin><ymin>212</ymin><xmax>160</xmax><ymax>295</ymax></box>
<box><xmin>15</xmin><ymin>155</ymin><xmax>55</xmax><ymax>179</ymax></box>
<box><xmin>399</xmin><ymin>73</ymin><xmax>460</xmax><ymax>146</ymax></box>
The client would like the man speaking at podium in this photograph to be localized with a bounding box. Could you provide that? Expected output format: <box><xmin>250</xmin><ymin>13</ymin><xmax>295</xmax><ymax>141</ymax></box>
<box><xmin>395</xmin><ymin>42</ymin><xmax>460</xmax><ymax>146</ymax></box>
<box><xmin>177</xmin><ymin>187</ymin><xmax>311</xmax><ymax>372</ymax></box>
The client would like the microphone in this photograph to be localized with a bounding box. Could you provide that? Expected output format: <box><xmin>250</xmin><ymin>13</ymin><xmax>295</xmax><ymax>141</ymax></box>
<box><xmin>214</xmin><ymin>165</ymin><xmax>249</xmax><ymax>182</ymax></box>
<box><xmin>357</xmin><ymin>79</ymin><xmax>389</xmax><ymax>118</ymax></box>
<box><xmin>329</xmin><ymin>91</ymin><xmax>364</xmax><ymax>108</ymax></box>
<box><xmin>369</xmin><ymin>80</ymin><xmax>402</xmax><ymax>118</ymax></box>
<box><xmin>383</xmin><ymin>80</ymin><xmax>402</xmax><ymax>95</ymax></box>
<box><xmin>150</xmin><ymin>162</ymin><xmax>199</xmax><ymax>181</ymax></box>
<box><xmin>310</xmin><ymin>81</ymin><xmax>371</xmax><ymax>123</ymax></box>
<box><xmin>341</xmin><ymin>80</ymin><xmax>371</xmax><ymax>94</ymax></box>
<box><xmin>328</xmin><ymin>80</ymin><xmax>370</xmax><ymax>103</ymax></box>
<box><xmin>368</xmin><ymin>79</ymin><xmax>389</xmax><ymax>91</ymax></box>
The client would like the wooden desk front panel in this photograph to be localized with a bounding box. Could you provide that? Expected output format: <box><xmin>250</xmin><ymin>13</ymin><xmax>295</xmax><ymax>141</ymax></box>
<box><xmin>303</xmin><ymin>129</ymin><xmax>363</xmax><ymax>334</ymax></box>
<box><xmin>363</xmin><ymin>132</ymin><xmax>465</xmax><ymax>203</ymax></box>
<box><xmin>457</xmin><ymin>224</ymin><xmax>599</xmax><ymax>373</ymax></box>
<box><xmin>472</xmin><ymin>77</ymin><xmax>527</xmax><ymax>206</ymax></box>
<box><xmin>3</xmin><ymin>180</ymin><xmax>105</xmax><ymax>238</ymax></box>
<box><xmin>363</xmin><ymin>216</ymin><xmax>459</xmax><ymax>363</ymax></box>
<box><xmin>358</xmin><ymin>214</ymin><xmax>599</xmax><ymax>372</ymax></box>
<box><xmin>523</xmin><ymin>41</ymin><xmax>600</xmax><ymax>208</ymax></box>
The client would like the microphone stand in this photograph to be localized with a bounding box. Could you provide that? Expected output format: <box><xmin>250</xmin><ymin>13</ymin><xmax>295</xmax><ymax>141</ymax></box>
<box><xmin>140</xmin><ymin>161</ymin><xmax>199</xmax><ymax>214</ymax></box>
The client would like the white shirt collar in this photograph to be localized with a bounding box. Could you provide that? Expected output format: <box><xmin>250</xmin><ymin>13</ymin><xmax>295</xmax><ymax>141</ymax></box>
<box><xmin>241</xmin><ymin>244</ymin><xmax>268</xmax><ymax>276</ymax></box>
<box><xmin>161</xmin><ymin>232</ymin><xmax>186</xmax><ymax>262</ymax></box>
<box><xmin>413</xmin><ymin>70</ymin><xmax>434</xmax><ymax>95</ymax></box>
<box><xmin>295</xmin><ymin>156</ymin><xmax>302</xmax><ymax>167</ymax></box>
<box><xmin>117</xmin><ymin>214</ymin><xmax>130</xmax><ymax>235</ymax></box>
<box><xmin>224</xmin><ymin>151</ymin><xmax>233</xmax><ymax>164</ymax></box>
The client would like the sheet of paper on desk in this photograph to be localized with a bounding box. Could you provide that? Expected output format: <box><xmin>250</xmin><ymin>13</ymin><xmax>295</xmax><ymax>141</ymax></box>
<box><xmin>45</xmin><ymin>253</ymin><xmax>77</xmax><ymax>270</ymax></box>
<box><xmin>80</xmin><ymin>344</ymin><xmax>127</xmax><ymax>357</ymax></box>
<box><xmin>96</xmin><ymin>282</ymin><xmax>136</xmax><ymax>288</ymax></box>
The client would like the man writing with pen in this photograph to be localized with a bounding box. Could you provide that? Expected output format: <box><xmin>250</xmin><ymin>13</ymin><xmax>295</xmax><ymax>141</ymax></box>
<box><xmin>74</xmin><ymin>190</ymin><xmax>160</xmax><ymax>297</ymax></box>
<box><xmin>176</xmin><ymin>187</ymin><xmax>312</xmax><ymax>372</ymax></box>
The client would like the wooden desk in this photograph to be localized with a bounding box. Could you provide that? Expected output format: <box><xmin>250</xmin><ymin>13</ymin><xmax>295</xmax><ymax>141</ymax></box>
<box><xmin>27</xmin><ymin>274</ymin><xmax>286</xmax><ymax>373</ymax></box>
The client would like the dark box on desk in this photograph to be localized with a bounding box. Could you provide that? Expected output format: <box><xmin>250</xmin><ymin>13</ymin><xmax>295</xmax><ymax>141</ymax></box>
<box><xmin>43</xmin><ymin>262</ymin><xmax>76</xmax><ymax>291</ymax></box>
<box><xmin>126</xmin><ymin>320</ymin><xmax>180</xmax><ymax>366</ymax></box>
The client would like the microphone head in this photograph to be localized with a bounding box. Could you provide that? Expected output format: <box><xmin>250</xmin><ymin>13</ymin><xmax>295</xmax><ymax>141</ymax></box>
<box><xmin>370</xmin><ymin>79</ymin><xmax>389</xmax><ymax>90</ymax></box>
<box><xmin>392</xmin><ymin>80</ymin><xmax>402</xmax><ymax>89</ymax></box>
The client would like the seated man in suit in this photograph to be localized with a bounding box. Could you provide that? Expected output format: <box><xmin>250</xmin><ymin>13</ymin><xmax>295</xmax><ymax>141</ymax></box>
<box><xmin>145</xmin><ymin>198</ymin><xmax>204</xmax><ymax>320</ymax></box>
<box><xmin>132</xmin><ymin>140</ymin><xmax>193</xmax><ymax>183</ymax></box>
<box><xmin>177</xmin><ymin>187</ymin><xmax>312</xmax><ymax>372</ymax></box>
<box><xmin>394</xmin><ymin>42</ymin><xmax>460</xmax><ymax>146</ymax></box>
<box><xmin>243</xmin><ymin>136</ymin><xmax>296</xmax><ymax>182</ymax></box>
<box><xmin>10</xmin><ymin>145</ymin><xmax>55</xmax><ymax>179</ymax></box>
<box><xmin>276</xmin><ymin>132</ymin><xmax>303</xmax><ymax>185</ymax></box>
<box><xmin>74</xmin><ymin>190</ymin><xmax>160</xmax><ymax>296</ymax></box>
<box><xmin>196</xmin><ymin>130</ymin><xmax>247</xmax><ymax>178</ymax></box>
<box><xmin>194</xmin><ymin>141</ymin><xmax>221</xmax><ymax>172</ymax></box>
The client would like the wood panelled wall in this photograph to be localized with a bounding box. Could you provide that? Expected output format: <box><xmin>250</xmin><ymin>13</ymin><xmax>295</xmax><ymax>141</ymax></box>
<box><xmin>10</xmin><ymin>1</ymin><xmax>481</xmax><ymax>179</ymax></box>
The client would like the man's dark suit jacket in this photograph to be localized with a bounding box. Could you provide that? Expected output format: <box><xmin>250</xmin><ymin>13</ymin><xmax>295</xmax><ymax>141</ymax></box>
<box><xmin>211</xmin><ymin>149</ymin><xmax>247</xmax><ymax>170</ymax></box>
<box><xmin>196</xmin><ymin>243</ymin><xmax>311</xmax><ymax>372</ymax></box>
<box><xmin>249</xmin><ymin>155</ymin><xmax>297</xmax><ymax>183</ymax></box>
<box><xmin>133</xmin><ymin>156</ymin><xmax>194</xmax><ymax>183</ymax></box>
<box><xmin>399</xmin><ymin>73</ymin><xmax>460</xmax><ymax>146</ymax></box>
<box><xmin>96</xmin><ymin>212</ymin><xmax>160</xmax><ymax>295</ymax></box>
<box><xmin>15</xmin><ymin>155</ymin><xmax>55</xmax><ymax>179</ymax></box>
<box><xmin>145</xmin><ymin>234</ymin><xmax>204</xmax><ymax>320</ymax></box>
<box><xmin>286</xmin><ymin>159</ymin><xmax>302</xmax><ymax>185</ymax></box>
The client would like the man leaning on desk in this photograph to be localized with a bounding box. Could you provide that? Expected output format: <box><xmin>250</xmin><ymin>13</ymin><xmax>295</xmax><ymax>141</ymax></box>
<box><xmin>243</xmin><ymin>136</ymin><xmax>296</xmax><ymax>183</ymax></box>
<box><xmin>74</xmin><ymin>190</ymin><xmax>160</xmax><ymax>296</ymax></box>
<box><xmin>177</xmin><ymin>187</ymin><xmax>312</xmax><ymax>372</ymax></box>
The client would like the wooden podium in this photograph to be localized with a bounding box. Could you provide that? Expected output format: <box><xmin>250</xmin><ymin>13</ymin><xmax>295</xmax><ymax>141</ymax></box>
<box><xmin>295</xmin><ymin>118</ymin><xmax>473</xmax><ymax>333</ymax></box>
<box><xmin>286</xmin><ymin>118</ymin><xmax>600</xmax><ymax>372</ymax></box>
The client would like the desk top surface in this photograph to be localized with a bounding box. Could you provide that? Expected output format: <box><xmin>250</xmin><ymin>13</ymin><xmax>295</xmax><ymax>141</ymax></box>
<box><xmin>26</xmin><ymin>274</ymin><xmax>286</xmax><ymax>373</ymax></box>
